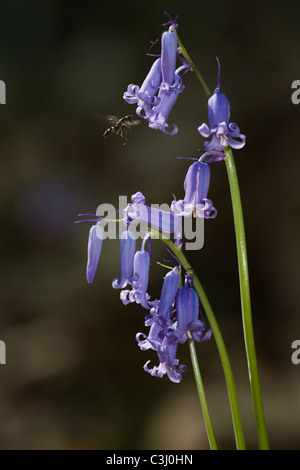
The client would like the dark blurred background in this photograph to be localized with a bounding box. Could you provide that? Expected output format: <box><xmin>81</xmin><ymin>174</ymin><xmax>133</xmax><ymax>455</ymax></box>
<box><xmin>0</xmin><ymin>0</ymin><xmax>299</xmax><ymax>450</ymax></box>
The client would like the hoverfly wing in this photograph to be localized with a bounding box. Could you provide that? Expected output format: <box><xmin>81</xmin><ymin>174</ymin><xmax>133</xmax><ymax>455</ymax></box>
<box><xmin>104</xmin><ymin>115</ymin><xmax>119</xmax><ymax>124</ymax></box>
<box><xmin>95</xmin><ymin>114</ymin><xmax>118</xmax><ymax>122</ymax></box>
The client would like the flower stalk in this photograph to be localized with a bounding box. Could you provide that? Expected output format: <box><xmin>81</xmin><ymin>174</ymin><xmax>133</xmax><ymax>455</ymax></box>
<box><xmin>175</xmin><ymin>30</ymin><xmax>269</xmax><ymax>450</ymax></box>
<box><xmin>175</xmin><ymin>32</ymin><xmax>211</xmax><ymax>99</ymax></box>
<box><xmin>189</xmin><ymin>340</ymin><xmax>218</xmax><ymax>450</ymax></box>
<box><xmin>224</xmin><ymin>147</ymin><xmax>269</xmax><ymax>450</ymax></box>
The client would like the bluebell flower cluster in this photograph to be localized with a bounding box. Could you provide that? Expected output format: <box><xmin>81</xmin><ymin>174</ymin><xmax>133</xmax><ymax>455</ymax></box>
<box><xmin>113</xmin><ymin>235</ymin><xmax>212</xmax><ymax>383</ymax></box>
<box><xmin>123</xmin><ymin>21</ymin><xmax>190</xmax><ymax>135</ymax></box>
<box><xmin>110</xmin><ymin>215</ymin><xmax>212</xmax><ymax>383</ymax></box>
<box><xmin>78</xmin><ymin>14</ymin><xmax>247</xmax><ymax>384</ymax></box>
<box><xmin>113</xmin><ymin>192</ymin><xmax>181</xmax><ymax>314</ymax></box>
<box><xmin>137</xmin><ymin>270</ymin><xmax>212</xmax><ymax>383</ymax></box>
<box><xmin>170</xmin><ymin>62</ymin><xmax>246</xmax><ymax>220</ymax></box>
<box><xmin>80</xmin><ymin>191</ymin><xmax>212</xmax><ymax>383</ymax></box>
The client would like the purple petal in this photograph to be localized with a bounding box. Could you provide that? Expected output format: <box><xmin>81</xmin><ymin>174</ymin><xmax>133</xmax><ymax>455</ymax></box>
<box><xmin>161</xmin><ymin>28</ymin><xmax>177</xmax><ymax>85</ymax></box>
<box><xmin>131</xmin><ymin>192</ymin><xmax>146</xmax><ymax>205</ymax></box>
<box><xmin>207</xmin><ymin>89</ymin><xmax>231</xmax><ymax>129</ymax></box>
<box><xmin>157</xmin><ymin>267</ymin><xmax>180</xmax><ymax>321</ymax></box>
<box><xmin>86</xmin><ymin>224</ymin><xmax>103</xmax><ymax>284</ymax></box>
<box><xmin>139</xmin><ymin>58</ymin><xmax>162</xmax><ymax>97</ymax></box>
<box><xmin>123</xmin><ymin>84</ymin><xmax>140</xmax><ymax>104</ymax></box>
<box><xmin>132</xmin><ymin>249</ymin><xmax>151</xmax><ymax>309</ymax></box>
<box><xmin>199</xmin><ymin>151</ymin><xmax>227</xmax><ymax>163</ymax></box>
<box><xmin>176</xmin><ymin>285</ymin><xmax>199</xmax><ymax>332</ymax></box>
<box><xmin>143</xmin><ymin>360</ymin><xmax>166</xmax><ymax>379</ymax></box>
<box><xmin>186</xmin><ymin>162</ymin><xmax>209</xmax><ymax>203</ymax></box>
<box><xmin>198</xmin><ymin>122</ymin><xmax>212</xmax><ymax>138</ymax></box>
<box><xmin>120</xmin><ymin>289</ymin><xmax>131</xmax><ymax>305</ymax></box>
<box><xmin>136</xmin><ymin>322</ymin><xmax>164</xmax><ymax>351</ymax></box>
<box><xmin>148</xmin><ymin>77</ymin><xmax>184</xmax><ymax>135</ymax></box>
<box><xmin>112</xmin><ymin>230</ymin><xmax>137</xmax><ymax>289</ymax></box>
<box><xmin>227</xmin><ymin>125</ymin><xmax>246</xmax><ymax>149</ymax></box>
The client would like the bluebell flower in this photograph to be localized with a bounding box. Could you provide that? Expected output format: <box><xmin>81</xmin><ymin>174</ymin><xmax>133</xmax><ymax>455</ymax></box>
<box><xmin>75</xmin><ymin>214</ymin><xmax>104</xmax><ymax>284</ymax></box>
<box><xmin>171</xmin><ymin>160</ymin><xmax>217</xmax><ymax>218</ymax></box>
<box><xmin>147</xmin><ymin>28</ymin><xmax>185</xmax><ymax>135</ymax></box>
<box><xmin>137</xmin><ymin>268</ymin><xmax>211</xmax><ymax>383</ymax></box>
<box><xmin>123</xmin><ymin>20</ymin><xmax>189</xmax><ymax>135</ymax></box>
<box><xmin>136</xmin><ymin>266</ymin><xmax>180</xmax><ymax>351</ymax></box>
<box><xmin>112</xmin><ymin>229</ymin><xmax>138</xmax><ymax>289</ymax></box>
<box><xmin>143</xmin><ymin>337</ymin><xmax>187</xmax><ymax>383</ymax></box>
<box><xmin>168</xmin><ymin>280</ymin><xmax>212</xmax><ymax>344</ymax></box>
<box><xmin>124</xmin><ymin>191</ymin><xmax>182</xmax><ymax>239</ymax></box>
<box><xmin>148</xmin><ymin>73</ymin><xmax>184</xmax><ymax>135</ymax></box>
<box><xmin>161</xmin><ymin>26</ymin><xmax>178</xmax><ymax>84</ymax></box>
<box><xmin>155</xmin><ymin>266</ymin><xmax>180</xmax><ymax>324</ymax></box>
<box><xmin>198</xmin><ymin>64</ymin><xmax>246</xmax><ymax>152</ymax></box>
<box><xmin>124</xmin><ymin>58</ymin><xmax>162</xmax><ymax>117</ymax></box>
<box><xmin>120</xmin><ymin>235</ymin><xmax>152</xmax><ymax>310</ymax></box>
<box><xmin>86</xmin><ymin>223</ymin><xmax>104</xmax><ymax>285</ymax></box>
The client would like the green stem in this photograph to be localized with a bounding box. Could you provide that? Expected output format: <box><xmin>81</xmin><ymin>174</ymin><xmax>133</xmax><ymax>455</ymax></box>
<box><xmin>161</xmin><ymin>239</ymin><xmax>246</xmax><ymax>450</ymax></box>
<box><xmin>224</xmin><ymin>148</ymin><xmax>269</xmax><ymax>449</ymax></box>
<box><xmin>175</xmin><ymin>32</ymin><xmax>211</xmax><ymax>99</ymax></box>
<box><xmin>189</xmin><ymin>340</ymin><xmax>218</xmax><ymax>450</ymax></box>
<box><xmin>173</xmin><ymin>32</ymin><xmax>268</xmax><ymax>449</ymax></box>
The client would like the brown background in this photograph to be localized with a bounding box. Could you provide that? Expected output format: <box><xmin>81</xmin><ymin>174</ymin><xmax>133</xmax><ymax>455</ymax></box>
<box><xmin>0</xmin><ymin>0</ymin><xmax>299</xmax><ymax>449</ymax></box>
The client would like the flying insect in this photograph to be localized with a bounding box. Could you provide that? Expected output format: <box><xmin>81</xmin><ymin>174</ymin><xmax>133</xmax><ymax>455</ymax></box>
<box><xmin>103</xmin><ymin>114</ymin><xmax>140</xmax><ymax>145</ymax></box>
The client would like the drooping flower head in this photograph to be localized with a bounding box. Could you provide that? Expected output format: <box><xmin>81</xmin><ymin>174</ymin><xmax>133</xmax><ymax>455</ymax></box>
<box><xmin>119</xmin><ymin>234</ymin><xmax>152</xmax><ymax>310</ymax></box>
<box><xmin>147</xmin><ymin>27</ymin><xmax>185</xmax><ymax>135</ymax></box>
<box><xmin>86</xmin><ymin>223</ymin><xmax>103</xmax><ymax>285</ymax></box>
<box><xmin>136</xmin><ymin>266</ymin><xmax>181</xmax><ymax>351</ymax></box>
<box><xmin>137</xmin><ymin>268</ymin><xmax>212</xmax><ymax>383</ymax></box>
<box><xmin>172</xmin><ymin>159</ymin><xmax>217</xmax><ymax>219</ymax></box>
<box><xmin>155</xmin><ymin>266</ymin><xmax>181</xmax><ymax>325</ymax></box>
<box><xmin>168</xmin><ymin>275</ymin><xmax>212</xmax><ymax>344</ymax></box>
<box><xmin>75</xmin><ymin>214</ymin><xmax>104</xmax><ymax>285</ymax></box>
<box><xmin>124</xmin><ymin>191</ymin><xmax>182</xmax><ymax>240</ymax></box>
<box><xmin>198</xmin><ymin>61</ymin><xmax>246</xmax><ymax>152</ymax></box>
<box><xmin>112</xmin><ymin>228</ymin><xmax>138</xmax><ymax>289</ymax></box>
<box><xmin>124</xmin><ymin>58</ymin><xmax>162</xmax><ymax>117</ymax></box>
<box><xmin>123</xmin><ymin>17</ymin><xmax>190</xmax><ymax>135</ymax></box>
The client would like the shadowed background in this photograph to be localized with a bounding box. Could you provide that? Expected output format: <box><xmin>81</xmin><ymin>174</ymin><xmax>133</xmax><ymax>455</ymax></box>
<box><xmin>0</xmin><ymin>0</ymin><xmax>299</xmax><ymax>450</ymax></box>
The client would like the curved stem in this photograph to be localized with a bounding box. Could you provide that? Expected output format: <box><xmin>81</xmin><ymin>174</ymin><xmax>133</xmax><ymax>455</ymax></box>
<box><xmin>173</xmin><ymin>34</ymin><xmax>269</xmax><ymax>449</ymax></box>
<box><xmin>175</xmin><ymin>32</ymin><xmax>211</xmax><ymax>99</ymax></box>
<box><xmin>161</xmin><ymin>239</ymin><xmax>246</xmax><ymax>450</ymax></box>
<box><xmin>189</xmin><ymin>340</ymin><xmax>218</xmax><ymax>450</ymax></box>
<box><xmin>224</xmin><ymin>148</ymin><xmax>269</xmax><ymax>450</ymax></box>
